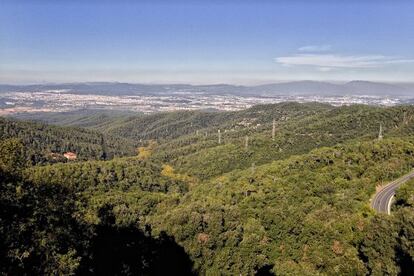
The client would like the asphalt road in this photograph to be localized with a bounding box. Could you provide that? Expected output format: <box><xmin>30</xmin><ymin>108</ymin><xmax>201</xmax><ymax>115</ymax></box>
<box><xmin>371</xmin><ymin>170</ymin><xmax>414</xmax><ymax>214</ymax></box>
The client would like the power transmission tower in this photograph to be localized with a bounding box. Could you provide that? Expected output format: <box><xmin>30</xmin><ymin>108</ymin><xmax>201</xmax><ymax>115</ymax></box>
<box><xmin>403</xmin><ymin>111</ymin><xmax>408</xmax><ymax>125</ymax></box>
<box><xmin>272</xmin><ymin>118</ymin><xmax>276</xmax><ymax>141</ymax></box>
<box><xmin>378</xmin><ymin>124</ymin><xmax>383</xmax><ymax>140</ymax></box>
<box><xmin>218</xmin><ymin>129</ymin><xmax>222</xmax><ymax>144</ymax></box>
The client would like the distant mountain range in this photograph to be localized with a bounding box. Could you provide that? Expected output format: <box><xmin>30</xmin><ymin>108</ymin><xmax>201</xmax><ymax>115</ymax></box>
<box><xmin>0</xmin><ymin>80</ymin><xmax>413</xmax><ymax>97</ymax></box>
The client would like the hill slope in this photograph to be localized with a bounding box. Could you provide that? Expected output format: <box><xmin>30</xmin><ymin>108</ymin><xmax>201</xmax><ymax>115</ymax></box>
<box><xmin>11</xmin><ymin>102</ymin><xmax>333</xmax><ymax>141</ymax></box>
<box><xmin>149</xmin><ymin>104</ymin><xmax>414</xmax><ymax>179</ymax></box>
<box><xmin>0</xmin><ymin>117</ymin><xmax>136</xmax><ymax>163</ymax></box>
<box><xmin>2</xmin><ymin>102</ymin><xmax>414</xmax><ymax>275</ymax></box>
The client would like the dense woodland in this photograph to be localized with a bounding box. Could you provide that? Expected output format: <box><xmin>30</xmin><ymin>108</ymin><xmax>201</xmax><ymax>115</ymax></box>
<box><xmin>1</xmin><ymin>103</ymin><xmax>414</xmax><ymax>275</ymax></box>
<box><xmin>0</xmin><ymin>117</ymin><xmax>136</xmax><ymax>164</ymax></box>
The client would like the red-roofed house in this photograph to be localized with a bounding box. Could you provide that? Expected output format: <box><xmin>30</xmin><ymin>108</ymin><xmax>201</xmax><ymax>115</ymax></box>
<box><xmin>63</xmin><ymin>152</ymin><xmax>77</xmax><ymax>160</ymax></box>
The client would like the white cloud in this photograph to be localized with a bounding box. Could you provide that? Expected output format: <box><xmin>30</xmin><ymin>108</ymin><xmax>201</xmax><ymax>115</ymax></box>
<box><xmin>275</xmin><ymin>54</ymin><xmax>414</xmax><ymax>70</ymax></box>
<box><xmin>298</xmin><ymin>45</ymin><xmax>332</xmax><ymax>52</ymax></box>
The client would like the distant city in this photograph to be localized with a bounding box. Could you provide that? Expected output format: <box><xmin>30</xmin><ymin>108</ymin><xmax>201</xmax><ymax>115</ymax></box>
<box><xmin>1</xmin><ymin>81</ymin><xmax>413</xmax><ymax>115</ymax></box>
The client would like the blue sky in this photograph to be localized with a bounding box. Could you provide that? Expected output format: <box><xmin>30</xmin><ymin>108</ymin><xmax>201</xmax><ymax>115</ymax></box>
<box><xmin>1</xmin><ymin>0</ymin><xmax>414</xmax><ymax>84</ymax></box>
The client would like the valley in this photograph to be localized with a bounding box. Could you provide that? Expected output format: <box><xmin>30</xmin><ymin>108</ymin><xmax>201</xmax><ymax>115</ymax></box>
<box><xmin>1</xmin><ymin>81</ymin><xmax>413</xmax><ymax>116</ymax></box>
<box><xmin>2</xmin><ymin>1</ymin><xmax>414</xmax><ymax>274</ymax></box>
<box><xmin>1</xmin><ymin>102</ymin><xmax>414</xmax><ymax>275</ymax></box>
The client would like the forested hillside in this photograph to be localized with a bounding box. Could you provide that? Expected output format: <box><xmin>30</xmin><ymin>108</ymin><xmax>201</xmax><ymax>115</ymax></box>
<box><xmin>0</xmin><ymin>117</ymin><xmax>136</xmax><ymax>163</ymax></box>
<box><xmin>1</xmin><ymin>103</ymin><xmax>414</xmax><ymax>275</ymax></box>
<box><xmin>12</xmin><ymin>102</ymin><xmax>333</xmax><ymax>140</ymax></box>
<box><xmin>12</xmin><ymin>109</ymin><xmax>139</xmax><ymax>129</ymax></box>
<box><xmin>153</xmin><ymin>104</ymin><xmax>414</xmax><ymax>179</ymax></box>
<box><xmin>0</xmin><ymin>138</ymin><xmax>194</xmax><ymax>275</ymax></box>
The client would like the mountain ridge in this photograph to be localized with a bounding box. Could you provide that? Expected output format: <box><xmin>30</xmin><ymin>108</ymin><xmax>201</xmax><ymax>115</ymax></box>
<box><xmin>1</xmin><ymin>80</ymin><xmax>413</xmax><ymax>96</ymax></box>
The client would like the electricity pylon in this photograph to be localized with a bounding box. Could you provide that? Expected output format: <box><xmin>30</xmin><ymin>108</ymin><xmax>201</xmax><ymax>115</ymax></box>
<box><xmin>378</xmin><ymin>124</ymin><xmax>383</xmax><ymax>140</ymax></box>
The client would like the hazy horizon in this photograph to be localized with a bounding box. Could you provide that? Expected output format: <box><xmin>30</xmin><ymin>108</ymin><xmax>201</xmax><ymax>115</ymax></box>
<box><xmin>2</xmin><ymin>79</ymin><xmax>414</xmax><ymax>87</ymax></box>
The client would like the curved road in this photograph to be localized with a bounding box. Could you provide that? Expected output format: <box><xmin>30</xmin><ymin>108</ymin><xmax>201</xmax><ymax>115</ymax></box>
<box><xmin>371</xmin><ymin>170</ymin><xmax>414</xmax><ymax>214</ymax></box>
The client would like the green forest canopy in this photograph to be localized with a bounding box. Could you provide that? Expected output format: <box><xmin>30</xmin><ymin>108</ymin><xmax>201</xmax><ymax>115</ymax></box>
<box><xmin>1</xmin><ymin>103</ymin><xmax>414</xmax><ymax>275</ymax></box>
